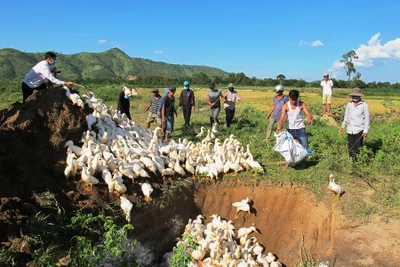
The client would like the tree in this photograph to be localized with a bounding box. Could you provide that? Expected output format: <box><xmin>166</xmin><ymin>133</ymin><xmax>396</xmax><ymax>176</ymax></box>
<box><xmin>340</xmin><ymin>50</ymin><xmax>358</xmax><ymax>84</ymax></box>
<box><xmin>276</xmin><ymin>74</ymin><xmax>286</xmax><ymax>84</ymax></box>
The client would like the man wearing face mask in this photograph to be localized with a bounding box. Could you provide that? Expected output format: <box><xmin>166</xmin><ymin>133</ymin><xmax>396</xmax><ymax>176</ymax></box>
<box><xmin>21</xmin><ymin>51</ymin><xmax>73</xmax><ymax>102</ymax></box>
<box><xmin>178</xmin><ymin>81</ymin><xmax>195</xmax><ymax>127</ymax></box>
<box><xmin>339</xmin><ymin>87</ymin><xmax>370</xmax><ymax>161</ymax></box>
<box><xmin>223</xmin><ymin>83</ymin><xmax>241</xmax><ymax>127</ymax></box>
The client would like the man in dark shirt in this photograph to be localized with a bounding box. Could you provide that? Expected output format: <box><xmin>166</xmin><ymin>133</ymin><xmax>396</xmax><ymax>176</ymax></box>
<box><xmin>117</xmin><ymin>86</ymin><xmax>133</xmax><ymax>120</ymax></box>
<box><xmin>206</xmin><ymin>82</ymin><xmax>223</xmax><ymax>127</ymax></box>
<box><xmin>179</xmin><ymin>81</ymin><xmax>195</xmax><ymax>127</ymax></box>
<box><xmin>161</xmin><ymin>87</ymin><xmax>177</xmax><ymax>142</ymax></box>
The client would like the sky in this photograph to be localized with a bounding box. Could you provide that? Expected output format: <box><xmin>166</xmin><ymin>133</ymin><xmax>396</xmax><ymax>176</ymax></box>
<box><xmin>1</xmin><ymin>0</ymin><xmax>400</xmax><ymax>83</ymax></box>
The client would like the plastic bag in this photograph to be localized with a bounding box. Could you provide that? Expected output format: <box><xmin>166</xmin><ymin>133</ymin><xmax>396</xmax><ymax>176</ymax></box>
<box><xmin>273</xmin><ymin>131</ymin><xmax>311</xmax><ymax>165</ymax></box>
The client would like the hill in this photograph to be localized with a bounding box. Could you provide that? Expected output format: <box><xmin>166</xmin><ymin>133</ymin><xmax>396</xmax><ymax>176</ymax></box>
<box><xmin>0</xmin><ymin>48</ymin><xmax>229</xmax><ymax>81</ymax></box>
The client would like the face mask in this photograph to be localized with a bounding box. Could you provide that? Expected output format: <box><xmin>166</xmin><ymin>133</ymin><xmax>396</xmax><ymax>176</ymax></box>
<box><xmin>184</xmin><ymin>86</ymin><xmax>189</xmax><ymax>90</ymax></box>
<box><xmin>50</xmin><ymin>59</ymin><xmax>56</xmax><ymax>66</ymax></box>
<box><xmin>124</xmin><ymin>95</ymin><xmax>130</xmax><ymax>99</ymax></box>
<box><xmin>352</xmin><ymin>96</ymin><xmax>361</xmax><ymax>103</ymax></box>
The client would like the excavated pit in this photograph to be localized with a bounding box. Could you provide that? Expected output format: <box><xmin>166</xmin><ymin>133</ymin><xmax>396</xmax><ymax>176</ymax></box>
<box><xmin>0</xmin><ymin>87</ymin><xmax>399</xmax><ymax>267</ymax></box>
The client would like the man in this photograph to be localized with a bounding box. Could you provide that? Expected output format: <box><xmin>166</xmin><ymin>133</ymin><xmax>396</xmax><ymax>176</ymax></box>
<box><xmin>339</xmin><ymin>87</ymin><xmax>370</xmax><ymax>161</ymax></box>
<box><xmin>161</xmin><ymin>87</ymin><xmax>177</xmax><ymax>143</ymax></box>
<box><xmin>21</xmin><ymin>51</ymin><xmax>73</xmax><ymax>102</ymax></box>
<box><xmin>320</xmin><ymin>72</ymin><xmax>334</xmax><ymax>115</ymax></box>
<box><xmin>277</xmin><ymin>89</ymin><xmax>313</xmax><ymax>169</ymax></box>
<box><xmin>117</xmin><ymin>85</ymin><xmax>133</xmax><ymax>120</ymax></box>
<box><xmin>43</xmin><ymin>66</ymin><xmax>62</xmax><ymax>88</ymax></box>
<box><xmin>206</xmin><ymin>82</ymin><xmax>223</xmax><ymax>127</ymax></box>
<box><xmin>223</xmin><ymin>83</ymin><xmax>241</xmax><ymax>127</ymax></box>
<box><xmin>265</xmin><ymin>84</ymin><xmax>289</xmax><ymax>140</ymax></box>
<box><xmin>178</xmin><ymin>81</ymin><xmax>195</xmax><ymax>127</ymax></box>
<box><xmin>145</xmin><ymin>88</ymin><xmax>162</xmax><ymax>130</ymax></box>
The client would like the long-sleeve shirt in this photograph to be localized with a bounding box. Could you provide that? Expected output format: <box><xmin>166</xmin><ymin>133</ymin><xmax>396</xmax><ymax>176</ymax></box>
<box><xmin>341</xmin><ymin>101</ymin><xmax>370</xmax><ymax>134</ymax></box>
<box><xmin>23</xmin><ymin>60</ymin><xmax>65</xmax><ymax>89</ymax></box>
<box><xmin>223</xmin><ymin>90</ymin><xmax>240</xmax><ymax>110</ymax></box>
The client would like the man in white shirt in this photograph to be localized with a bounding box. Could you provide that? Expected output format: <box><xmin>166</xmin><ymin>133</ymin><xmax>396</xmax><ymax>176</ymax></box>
<box><xmin>320</xmin><ymin>72</ymin><xmax>334</xmax><ymax>115</ymax></box>
<box><xmin>21</xmin><ymin>51</ymin><xmax>73</xmax><ymax>102</ymax></box>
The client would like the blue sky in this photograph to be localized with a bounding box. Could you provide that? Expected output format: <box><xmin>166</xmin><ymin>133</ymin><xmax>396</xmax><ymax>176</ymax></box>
<box><xmin>1</xmin><ymin>0</ymin><xmax>399</xmax><ymax>83</ymax></box>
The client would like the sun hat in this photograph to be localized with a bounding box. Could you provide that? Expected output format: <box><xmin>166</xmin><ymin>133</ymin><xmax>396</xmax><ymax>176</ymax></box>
<box><xmin>151</xmin><ymin>88</ymin><xmax>159</xmax><ymax>93</ymax></box>
<box><xmin>183</xmin><ymin>81</ymin><xmax>190</xmax><ymax>86</ymax></box>
<box><xmin>227</xmin><ymin>83</ymin><xmax>234</xmax><ymax>88</ymax></box>
<box><xmin>348</xmin><ymin>87</ymin><xmax>364</xmax><ymax>97</ymax></box>
<box><xmin>49</xmin><ymin>66</ymin><xmax>61</xmax><ymax>73</ymax></box>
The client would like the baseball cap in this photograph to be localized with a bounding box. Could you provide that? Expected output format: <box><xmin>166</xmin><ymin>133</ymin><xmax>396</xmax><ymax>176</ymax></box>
<box><xmin>49</xmin><ymin>66</ymin><xmax>61</xmax><ymax>73</ymax></box>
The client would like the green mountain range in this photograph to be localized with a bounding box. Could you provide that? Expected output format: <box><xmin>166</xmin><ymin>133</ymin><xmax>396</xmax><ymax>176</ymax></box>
<box><xmin>0</xmin><ymin>48</ymin><xmax>229</xmax><ymax>81</ymax></box>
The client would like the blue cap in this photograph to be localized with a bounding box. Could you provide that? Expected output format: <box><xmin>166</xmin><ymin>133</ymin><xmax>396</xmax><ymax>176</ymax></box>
<box><xmin>183</xmin><ymin>81</ymin><xmax>190</xmax><ymax>86</ymax></box>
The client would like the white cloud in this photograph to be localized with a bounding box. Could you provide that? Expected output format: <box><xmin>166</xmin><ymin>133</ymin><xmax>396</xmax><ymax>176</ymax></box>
<box><xmin>353</xmin><ymin>33</ymin><xmax>400</xmax><ymax>67</ymax></box>
<box><xmin>98</xmin><ymin>39</ymin><xmax>107</xmax><ymax>44</ymax></box>
<box><xmin>153</xmin><ymin>50</ymin><xmax>164</xmax><ymax>54</ymax></box>
<box><xmin>311</xmin><ymin>40</ymin><xmax>324</xmax><ymax>47</ymax></box>
<box><xmin>299</xmin><ymin>40</ymin><xmax>307</xmax><ymax>46</ymax></box>
<box><xmin>328</xmin><ymin>33</ymin><xmax>400</xmax><ymax>79</ymax></box>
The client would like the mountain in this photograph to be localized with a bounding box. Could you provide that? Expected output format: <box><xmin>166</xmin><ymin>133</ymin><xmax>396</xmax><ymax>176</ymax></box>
<box><xmin>0</xmin><ymin>48</ymin><xmax>229</xmax><ymax>81</ymax></box>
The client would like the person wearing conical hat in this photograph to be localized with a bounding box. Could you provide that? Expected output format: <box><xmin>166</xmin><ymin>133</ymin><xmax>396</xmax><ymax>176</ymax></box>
<box><xmin>339</xmin><ymin>87</ymin><xmax>370</xmax><ymax>161</ymax></box>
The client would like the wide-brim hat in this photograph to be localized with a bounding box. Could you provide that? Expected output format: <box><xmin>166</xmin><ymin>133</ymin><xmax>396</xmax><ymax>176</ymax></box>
<box><xmin>349</xmin><ymin>87</ymin><xmax>364</xmax><ymax>97</ymax></box>
<box><xmin>227</xmin><ymin>83</ymin><xmax>234</xmax><ymax>88</ymax></box>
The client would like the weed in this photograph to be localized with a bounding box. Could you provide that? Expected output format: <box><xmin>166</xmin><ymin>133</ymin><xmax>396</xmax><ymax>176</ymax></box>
<box><xmin>170</xmin><ymin>234</ymin><xmax>197</xmax><ymax>267</ymax></box>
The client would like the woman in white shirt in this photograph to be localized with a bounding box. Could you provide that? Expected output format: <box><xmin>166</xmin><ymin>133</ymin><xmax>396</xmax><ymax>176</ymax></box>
<box><xmin>339</xmin><ymin>87</ymin><xmax>370</xmax><ymax>161</ymax></box>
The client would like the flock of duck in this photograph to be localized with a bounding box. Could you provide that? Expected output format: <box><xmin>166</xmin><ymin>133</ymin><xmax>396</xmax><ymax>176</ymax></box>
<box><xmin>62</xmin><ymin>85</ymin><xmax>265</xmax><ymax>224</ymax></box>
<box><xmin>162</xmin><ymin>212</ymin><xmax>282</xmax><ymax>267</ymax></box>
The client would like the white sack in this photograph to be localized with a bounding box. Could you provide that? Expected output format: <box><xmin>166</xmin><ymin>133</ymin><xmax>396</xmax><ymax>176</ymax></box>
<box><xmin>273</xmin><ymin>131</ymin><xmax>311</xmax><ymax>165</ymax></box>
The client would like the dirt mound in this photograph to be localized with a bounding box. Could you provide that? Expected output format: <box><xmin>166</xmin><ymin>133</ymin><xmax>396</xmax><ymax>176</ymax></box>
<box><xmin>0</xmin><ymin>88</ymin><xmax>91</xmax><ymax>199</ymax></box>
<box><xmin>320</xmin><ymin>114</ymin><xmax>339</xmax><ymax>127</ymax></box>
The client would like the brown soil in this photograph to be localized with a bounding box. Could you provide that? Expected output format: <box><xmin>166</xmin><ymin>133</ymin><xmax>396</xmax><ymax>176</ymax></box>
<box><xmin>0</xmin><ymin>88</ymin><xmax>399</xmax><ymax>266</ymax></box>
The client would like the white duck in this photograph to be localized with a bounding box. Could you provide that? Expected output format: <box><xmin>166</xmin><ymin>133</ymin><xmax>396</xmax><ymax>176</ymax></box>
<box><xmin>232</xmin><ymin>197</ymin><xmax>251</xmax><ymax>218</ymax></box>
<box><xmin>64</xmin><ymin>86</ymin><xmax>84</xmax><ymax>108</ymax></box>
<box><xmin>112</xmin><ymin>170</ymin><xmax>127</xmax><ymax>195</ymax></box>
<box><xmin>173</xmin><ymin>155</ymin><xmax>186</xmax><ymax>177</ymax></box>
<box><xmin>64</xmin><ymin>140</ymin><xmax>83</xmax><ymax>156</ymax></box>
<box><xmin>102</xmin><ymin>168</ymin><xmax>114</xmax><ymax>193</ymax></box>
<box><xmin>64</xmin><ymin>149</ymin><xmax>78</xmax><ymax>179</ymax></box>
<box><xmin>140</xmin><ymin>182</ymin><xmax>154</xmax><ymax>202</ymax></box>
<box><xmin>195</xmin><ymin>126</ymin><xmax>206</xmax><ymax>138</ymax></box>
<box><xmin>86</xmin><ymin>114</ymin><xmax>97</xmax><ymax>130</ymax></box>
<box><xmin>78</xmin><ymin>162</ymin><xmax>99</xmax><ymax>191</ymax></box>
<box><xmin>328</xmin><ymin>174</ymin><xmax>345</xmax><ymax>200</ymax></box>
<box><xmin>161</xmin><ymin>168</ymin><xmax>175</xmax><ymax>180</ymax></box>
<box><xmin>120</xmin><ymin>196</ymin><xmax>133</xmax><ymax>223</ymax></box>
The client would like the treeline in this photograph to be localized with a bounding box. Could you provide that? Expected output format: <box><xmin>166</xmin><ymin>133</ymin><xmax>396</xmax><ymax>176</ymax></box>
<box><xmin>76</xmin><ymin>72</ymin><xmax>400</xmax><ymax>89</ymax></box>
